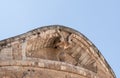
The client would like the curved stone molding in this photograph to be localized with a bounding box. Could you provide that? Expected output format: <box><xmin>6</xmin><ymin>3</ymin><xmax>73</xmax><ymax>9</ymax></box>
<box><xmin>0</xmin><ymin>25</ymin><xmax>116</xmax><ymax>78</ymax></box>
<box><xmin>0</xmin><ymin>60</ymin><xmax>96</xmax><ymax>78</ymax></box>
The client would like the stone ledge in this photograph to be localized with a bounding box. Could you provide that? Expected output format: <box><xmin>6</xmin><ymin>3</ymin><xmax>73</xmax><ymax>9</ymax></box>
<box><xmin>0</xmin><ymin>60</ymin><xmax>97</xmax><ymax>78</ymax></box>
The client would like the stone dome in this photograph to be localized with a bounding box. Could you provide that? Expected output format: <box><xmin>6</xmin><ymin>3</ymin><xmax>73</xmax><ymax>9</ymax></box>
<box><xmin>0</xmin><ymin>25</ymin><xmax>116</xmax><ymax>78</ymax></box>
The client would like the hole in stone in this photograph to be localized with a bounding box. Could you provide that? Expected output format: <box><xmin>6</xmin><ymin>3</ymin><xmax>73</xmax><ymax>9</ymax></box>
<box><xmin>28</xmin><ymin>69</ymin><xmax>30</xmax><ymax>71</ymax></box>
<box><xmin>54</xmin><ymin>46</ymin><xmax>58</xmax><ymax>49</ymax></box>
<box><xmin>37</xmin><ymin>32</ymin><xmax>40</xmax><ymax>35</ymax></box>
<box><xmin>59</xmin><ymin>29</ymin><xmax>62</xmax><ymax>31</ymax></box>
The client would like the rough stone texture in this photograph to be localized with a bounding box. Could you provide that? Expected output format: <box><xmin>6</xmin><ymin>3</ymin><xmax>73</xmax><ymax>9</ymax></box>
<box><xmin>0</xmin><ymin>25</ymin><xmax>116</xmax><ymax>78</ymax></box>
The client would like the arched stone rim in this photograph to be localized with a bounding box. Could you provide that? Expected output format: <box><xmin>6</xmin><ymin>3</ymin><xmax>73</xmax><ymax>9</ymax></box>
<box><xmin>0</xmin><ymin>25</ymin><xmax>116</xmax><ymax>77</ymax></box>
<box><xmin>0</xmin><ymin>60</ymin><xmax>97</xmax><ymax>78</ymax></box>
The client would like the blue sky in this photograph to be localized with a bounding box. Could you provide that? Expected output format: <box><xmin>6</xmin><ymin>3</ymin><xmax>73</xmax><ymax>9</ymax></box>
<box><xmin>0</xmin><ymin>0</ymin><xmax>119</xmax><ymax>77</ymax></box>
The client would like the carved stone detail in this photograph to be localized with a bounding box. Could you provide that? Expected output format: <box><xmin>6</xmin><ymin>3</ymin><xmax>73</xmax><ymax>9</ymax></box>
<box><xmin>0</xmin><ymin>25</ymin><xmax>116</xmax><ymax>78</ymax></box>
<box><xmin>26</xmin><ymin>28</ymin><xmax>97</xmax><ymax>72</ymax></box>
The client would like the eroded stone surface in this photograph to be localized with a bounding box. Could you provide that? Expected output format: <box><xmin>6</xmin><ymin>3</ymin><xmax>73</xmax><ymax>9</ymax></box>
<box><xmin>0</xmin><ymin>25</ymin><xmax>116</xmax><ymax>78</ymax></box>
<box><xmin>25</xmin><ymin>28</ymin><xmax>97</xmax><ymax>72</ymax></box>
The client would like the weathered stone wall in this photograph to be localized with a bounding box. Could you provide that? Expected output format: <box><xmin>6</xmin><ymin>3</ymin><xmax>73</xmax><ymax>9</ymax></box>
<box><xmin>0</xmin><ymin>25</ymin><xmax>116</xmax><ymax>78</ymax></box>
